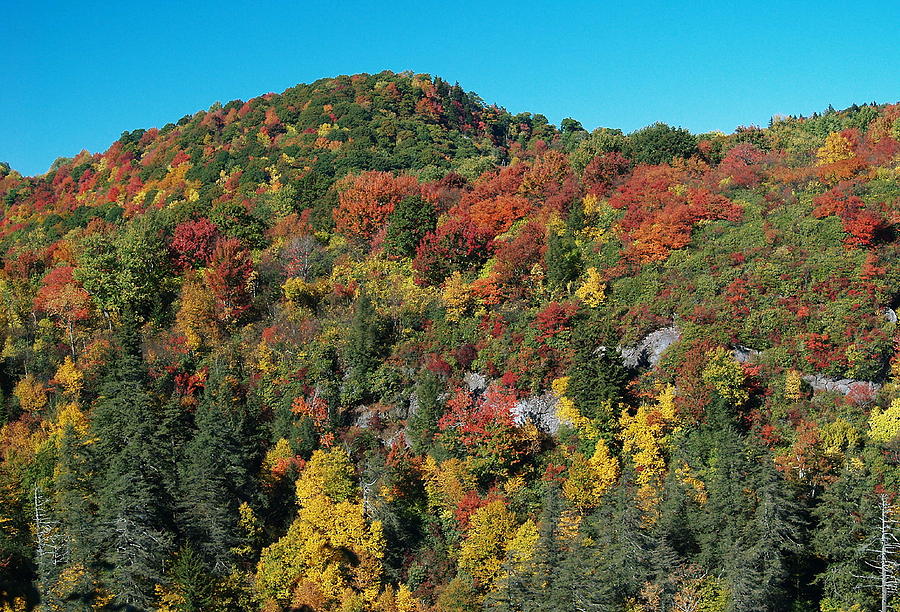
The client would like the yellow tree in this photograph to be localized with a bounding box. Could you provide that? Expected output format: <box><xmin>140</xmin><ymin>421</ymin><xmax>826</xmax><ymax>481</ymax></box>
<box><xmin>175</xmin><ymin>276</ymin><xmax>220</xmax><ymax>351</ymax></box>
<box><xmin>574</xmin><ymin>267</ymin><xmax>606</xmax><ymax>308</ymax></box>
<box><xmin>701</xmin><ymin>347</ymin><xmax>749</xmax><ymax>405</ymax></box>
<box><xmin>563</xmin><ymin>440</ymin><xmax>619</xmax><ymax>510</ymax></box>
<box><xmin>868</xmin><ymin>397</ymin><xmax>900</xmax><ymax>443</ymax></box>
<box><xmin>816</xmin><ymin>131</ymin><xmax>855</xmax><ymax>166</ymax></box>
<box><xmin>13</xmin><ymin>374</ymin><xmax>47</xmax><ymax>414</ymax></box>
<box><xmin>619</xmin><ymin>385</ymin><xmax>679</xmax><ymax>522</ymax></box>
<box><xmin>457</xmin><ymin>499</ymin><xmax>517</xmax><ymax>594</ymax></box>
<box><xmin>256</xmin><ymin>448</ymin><xmax>385</xmax><ymax>609</ymax></box>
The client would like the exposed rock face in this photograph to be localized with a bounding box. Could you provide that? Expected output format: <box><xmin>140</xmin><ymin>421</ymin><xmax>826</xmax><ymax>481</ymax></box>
<box><xmin>884</xmin><ymin>307</ymin><xmax>898</xmax><ymax>324</ymax></box>
<box><xmin>733</xmin><ymin>345</ymin><xmax>761</xmax><ymax>363</ymax></box>
<box><xmin>511</xmin><ymin>392</ymin><xmax>560</xmax><ymax>434</ymax></box>
<box><xmin>463</xmin><ymin>371</ymin><xmax>488</xmax><ymax>394</ymax></box>
<box><xmin>801</xmin><ymin>374</ymin><xmax>881</xmax><ymax>397</ymax></box>
<box><xmin>620</xmin><ymin>325</ymin><xmax>681</xmax><ymax>369</ymax></box>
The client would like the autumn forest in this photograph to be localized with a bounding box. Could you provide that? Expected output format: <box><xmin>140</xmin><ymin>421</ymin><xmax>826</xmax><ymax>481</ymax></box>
<box><xmin>1</xmin><ymin>71</ymin><xmax>900</xmax><ymax>611</ymax></box>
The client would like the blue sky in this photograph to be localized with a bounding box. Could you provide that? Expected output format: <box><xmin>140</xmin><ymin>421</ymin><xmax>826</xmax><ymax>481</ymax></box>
<box><xmin>2</xmin><ymin>0</ymin><xmax>898</xmax><ymax>176</ymax></box>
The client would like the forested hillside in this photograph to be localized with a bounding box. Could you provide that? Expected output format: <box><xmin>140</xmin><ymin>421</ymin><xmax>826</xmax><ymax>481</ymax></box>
<box><xmin>1</xmin><ymin>70</ymin><xmax>899</xmax><ymax>611</ymax></box>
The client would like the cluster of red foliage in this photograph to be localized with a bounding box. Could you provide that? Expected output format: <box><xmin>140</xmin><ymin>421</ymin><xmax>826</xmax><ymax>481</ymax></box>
<box><xmin>333</xmin><ymin>171</ymin><xmax>420</xmax><ymax>238</ymax></box>
<box><xmin>812</xmin><ymin>187</ymin><xmax>888</xmax><ymax>248</ymax></box>
<box><xmin>609</xmin><ymin>165</ymin><xmax>743</xmax><ymax>262</ymax></box>
<box><xmin>437</xmin><ymin>385</ymin><xmax>518</xmax><ymax>450</ymax></box>
<box><xmin>203</xmin><ymin>237</ymin><xmax>254</xmax><ymax>324</ymax></box>
<box><xmin>170</xmin><ymin>218</ymin><xmax>221</xmax><ymax>269</ymax></box>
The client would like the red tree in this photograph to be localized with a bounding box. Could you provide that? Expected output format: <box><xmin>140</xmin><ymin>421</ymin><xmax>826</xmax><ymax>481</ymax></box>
<box><xmin>333</xmin><ymin>171</ymin><xmax>420</xmax><ymax>238</ymax></box>
<box><xmin>34</xmin><ymin>266</ymin><xmax>92</xmax><ymax>358</ymax></box>
<box><xmin>170</xmin><ymin>218</ymin><xmax>221</xmax><ymax>270</ymax></box>
<box><xmin>203</xmin><ymin>238</ymin><xmax>254</xmax><ymax>324</ymax></box>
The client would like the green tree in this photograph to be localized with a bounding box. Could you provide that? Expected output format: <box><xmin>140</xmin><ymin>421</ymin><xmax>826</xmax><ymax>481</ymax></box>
<box><xmin>629</xmin><ymin>122</ymin><xmax>699</xmax><ymax>165</ymax></box>
<box><xmin>407</xmin><ymin>369</ymin><xmax>445</xmax><ymax>454</ymax></box>
<box><xmin>342</xmin><ymin>293</ymin><xmax>389</xmax><ymax>405</ymax></box>
<box><xmin>384</xmin><ymin>195</ymin><xmax>436</xmax><ymax>257</ymax></box>
<box><xmin>178</xmin><ymin>361</ymin><xmax>259</xmax><ymax>574</ymax></box>
<box><xmin>545</xmin><ymin>229</ymin><xmax>582</xmax><ymax>294</ymax></box>
<box><xmin>91</xmin><ymin>313</ymin><xmax>174</xmax><ymax>608</ymax></box>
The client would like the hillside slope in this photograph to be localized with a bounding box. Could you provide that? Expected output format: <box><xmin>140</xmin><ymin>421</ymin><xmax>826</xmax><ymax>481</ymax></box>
<box><xmin>1</xmin><ymin>71</ymin><xmax>900</xmax><ymax>611</ymax></box>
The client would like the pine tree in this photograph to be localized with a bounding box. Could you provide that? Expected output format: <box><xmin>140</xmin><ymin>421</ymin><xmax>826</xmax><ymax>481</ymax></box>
<box><xmin>569</xmin><ymin>471</ymin><xmax>649</xmax><ymax>610</ymax></box>
<box><xmin>689</xmin><ymin>398</ymin><xmax>801</xmax><ymax>611</ymax></box>
<box><xmin>91</xmin><ymin>312</ymin><xmax>174</xmax><ymax>608</ymax></box>
<box><xmin>813</xmin><ymin>466</ymin><xmax>876</xmax><ymax>610</ymax></box>
<box><xmin>49</xmin><ymin>423</ymin><xmax>103</xmax><ymax>606</ymax></box>
<box><xmin>545</xmin><ymin>229</ymin><xmax>581</xmax><ymax>295</ymax></box>
<box><xmin>178</xmin><ymin>360</ymin><xmax>259</xmax><ymax>575</ymax></box>
<box><xmin>342</xmin><ymin>293</ymin><xmax>389</xmax><ymax>405</ymax></box>
<box><xmin>488</xmin><ymin>485</ymin><xmax>569</xmax><ymax>610</ymax></box>
<box><xmin>407</xmin><ymin>369</ymin><xmax>444</xmax><ymax>454</ymax></box>
<box><xmin>565</xmin><ymin>329</ymin><xmax>628</xmax><ymax>436</ymax></box>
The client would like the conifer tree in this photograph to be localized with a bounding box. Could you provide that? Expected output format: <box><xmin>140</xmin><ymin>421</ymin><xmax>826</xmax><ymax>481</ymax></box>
<box><xmin>342</xmin><ymin>293</ymin><xmax>389</xmax><ymax>405</ymax></box>
<box><xmin>545</xmin><ymin>229</ymin><xmax>581</xmax><ymax>294</ymax></box>
<box><xmin>178</xmin><ymin>360</ymin><xmax>259</xmax><ymax>574</ymax></box>
<box><xmin>91</xmin><ymin>311</ymin><xmax>174</xmax><ymax>608</ymax></box>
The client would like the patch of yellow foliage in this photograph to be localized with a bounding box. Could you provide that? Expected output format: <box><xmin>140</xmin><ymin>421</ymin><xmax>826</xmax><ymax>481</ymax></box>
<box><xmin>331</xmin><ymin>256</ymin><xmax>437</xmax><ymax>320</ymax></box>
<box><xmin>816</xmin><ymin>132</ymin><xmax>855</xmax><ymax>166</ymax></box>
<box><xmin>574</xmin><ymin>266</ymin><xmax>606</xmax><ymax>307</ymax></box>
<box><xmin>868</xmin><ymin>397</ymin><xmax>900</xmax><ymax>443</ymax></box>
<box><xmin>442</xmin><ymin>271</ymin><xmax>474</xmax><ymax>322</ymax></box>
<box><xmin>702</xmin><ymin>347</ymin><xmax>749</xmax><ymax>405</ymax></box>
<box><xmin>619</xmin><ymin>385</ymin><xmax>679</xmax><ymax>522</ymax></box>
<box><xmin>53</xmin><ymin>356</ymin><xmax>83</xmax><ymax>399</ymax></box>
<box><xmin>256</xmin><ymin>448</ymin><xmax>386</xmax><ymax>608</ymax></box>
<box><xmin>13</xmin><ymin>375</ymin><xmax>47</xmax><ymax>413</ymax></box>
<box><xmin>457</xmin><ymin>500</ymin><xmax>517</xmax><ymax>593</ymax></box>
<box><xmin>563</xmin><ymin>439</ymin><xmax>619</xmax><ymax>509</ymax></box>
<box><xmin>785</xmin><ymin>369</ymin><xmax>803</xmax><ymax>400</ymax></box>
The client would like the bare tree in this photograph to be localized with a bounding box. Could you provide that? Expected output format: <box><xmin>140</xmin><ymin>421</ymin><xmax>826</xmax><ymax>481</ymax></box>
<box><xmin>858</xmin><ymin>492</ymin><xmax>900</xmax><ymax>612</ymax></box>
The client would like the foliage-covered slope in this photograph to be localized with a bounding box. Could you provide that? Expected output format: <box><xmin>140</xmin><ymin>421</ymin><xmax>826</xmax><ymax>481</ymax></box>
<box><xmin>1</xmin><ymin>70</ymin><xmax>899</xmax><ymax>611</ymax></box>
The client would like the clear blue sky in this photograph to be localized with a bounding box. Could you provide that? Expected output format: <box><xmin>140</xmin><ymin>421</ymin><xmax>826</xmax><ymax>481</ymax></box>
<box><xmin>3</xmin><ymin>0</ymin><xmax>898</xmax><ymax>177</ymax></box>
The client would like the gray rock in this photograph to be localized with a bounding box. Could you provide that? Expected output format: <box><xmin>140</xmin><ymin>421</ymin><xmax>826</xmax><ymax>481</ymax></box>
<box><xmin>354</xmin><ymin>409</ymin><xmax>377</xmax><ymax>429</ymax></box>
<box><xmin>884</xmin><ymin>307</ymin><xmax>898</xmax><ymax>324</ymax></box>
<box><xmin>620</xmin><ymin>324</ymin><xmax>681</xmax><ymax>369</ymax></box>
<box><xmin>463</xmin><ymin>371</ymin><xmax>488</xmax><ymax>394</ymax></box>
<box><xmin>407</xmin><ymin>391</ymin><xmax>419</xmax><ymax>419</ymax></box>
<box><xmin>801</xmin><ymin>374</ymin><xmax>880</xmax><ymax>397</ymax></box>
<box><xmin>733</xmin><ymin>345</ymin><xmax>761</xmax><ymax>363</ymax></box>
<box><xmin>511</xmin><ymin>392</ymin><xmax>560</xmax><ymax>434</ymax></box>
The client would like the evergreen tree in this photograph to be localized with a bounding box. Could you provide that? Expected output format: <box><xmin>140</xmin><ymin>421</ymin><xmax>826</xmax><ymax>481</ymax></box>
<box><xmin>91</xmin><ymin>312</ymin><xmax>174</xmax><ymax>609</ymax></box>
<box><xmin>689</xmin><ymin>398</ymin><xmax>801</xmax><ymax>611</ymax></box>
<box><xmin>342</xmin><ymin>293</ymin><xmax>389</xmax><ymax>405</ymax></box>
<box><xmin>385</xmin><ymin>195</ymin><xmax>436</xmax><ymax>257</ymax></box>
<box><xmin>545</xmin><ymin>229</ymin><xmax>581</xmax><ymax>294</ymax></box>
<box><xmin>569</xmin><ymin>470</ymin><xmax>649</xmax><ymax>610</ymax></box>
<box><xmin>178</xmin><ymin>360</ymin><xmax>259</xmax><ymax>574</ymax></box>
<box><xmin>813</xmin><ymin>466</ymin><xmax>880</xmax><ymax>610</ymax></box>
<box><xmin>566</xmin><ymin>329</ymin><xmax>629</xmax><ymax>437</ymax></box>
<box><xmin>49</xmin><ymin>423</ymin><xmax>103</xmax><ymax>606</ymax></box>
<box><xmin>407</xmin><ymin>369</ymin><xmax>444</xmax><ymax>454</ymax></box>
<box><xmin>488</xmin><ymin>485</ymin><xmax>569</xmax><ymax>611</ymax></box>
<box><xmin>166</xmin><ymin>545</ymin><xmax>216</xmax><ymax>612</ymax></box>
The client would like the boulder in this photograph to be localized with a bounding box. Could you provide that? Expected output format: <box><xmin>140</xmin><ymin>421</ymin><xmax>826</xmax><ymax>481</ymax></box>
<box><xmin>620</xmin><ymin>324</ymin><xmax>681</xmax><ymax>369</ymax></box>
<box><xmin>511</xmin><ymin>392</ymin><xmax>560</xmax><ymax>434</ymax></box>
<box><xmin>801</xmin><ymin>374</ymin><xmax>880</xmax><ymax>397</ymax></box>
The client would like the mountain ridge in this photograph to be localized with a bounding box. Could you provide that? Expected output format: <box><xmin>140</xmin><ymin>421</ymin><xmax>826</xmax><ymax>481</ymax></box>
<box><xmin>1</xmin><ymin>70</ymin><xmax>899</xmax><ymax>611</ymax></box>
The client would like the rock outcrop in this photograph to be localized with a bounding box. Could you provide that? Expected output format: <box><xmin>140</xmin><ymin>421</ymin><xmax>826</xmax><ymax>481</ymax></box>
<box><xmin>511</xmin><ymin>392</ymin><xmax>560</xmax><ymax>434</ymax></box>
<box><xmin>620</xmin><ymin>324</ymin><xmax>681</xmax><ymax>369</ymax></box>
<box><xmin>801</xmin><ymin>374</ymin><xmax>880</xmax><ymax>397</ymax></box>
